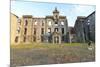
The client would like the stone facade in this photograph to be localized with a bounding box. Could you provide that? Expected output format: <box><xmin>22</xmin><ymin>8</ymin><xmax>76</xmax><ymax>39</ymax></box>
<box><xmin>74</xmin><ymin>16</ymin><xmax>86</xmax><ymax>43</ymax></box>
<box><xmin>11</xmin><ymin>8</ymin><xmax>69</xmax><ymax>44</ymax></box>
<box><xmin>11</xmin><ymin>13</ymin><xmax>21</xmax><ymax>44</ymax></box>
<box><xmin>74</xmin><ymin>11</ymin><xmax>95</xmax><ymax>43</ymax></box>
<box><xmin>83</xmin><ymin>11</ymin><xmax>95</xmax><ymax>42</ymax></box>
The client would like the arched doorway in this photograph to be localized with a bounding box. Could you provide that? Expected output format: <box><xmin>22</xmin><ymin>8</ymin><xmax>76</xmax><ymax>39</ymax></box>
<box><xmin>54</xmin><ymin>36</ymin><xmax>59</xmax><ymax>43</ymax></box>
<box><xmin>52</xmin><ymin>32</ymin><xmax>61</xmax><ymax>44</ymax></box>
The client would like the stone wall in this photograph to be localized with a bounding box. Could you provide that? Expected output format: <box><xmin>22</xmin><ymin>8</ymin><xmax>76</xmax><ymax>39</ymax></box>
<box><xmin>11</xmin><ymin>13</ymin><xmax>21</xmax><ymax>44</ymax></box>
<box><xmin>74</xmin><ymin>11</ymin><xmax>95</xmax><ymax>43</ymax></box>
<box><xmin>83</xmin><ymin>11</ymin><xmax>95</xmax><ymax>42</ymax></box>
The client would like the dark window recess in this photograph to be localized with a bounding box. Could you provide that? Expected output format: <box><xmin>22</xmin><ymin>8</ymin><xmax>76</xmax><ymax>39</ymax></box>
<box><xmin>42</xmin><ymin>22</ymin><xmax>44</xmax><ymax>26</ymax></box>
<box><xmin>55</xmin><ymin>15</ymin><xmax>58</xmax><ymax>18</ymax></box>
<box><xmin>33</xmin><ymin>36</ymin><xmax>36</xmax><ymax>42</ymax></box>
<box><xmin>55</xmin><ymin>21</ymin><xmax>58</xmax><ymax>24</ymax></box>
<box><xmin>18</xmin><ymin>30</ymin><xmax>20</xmax><ymax>33</ymax></box>
<box><xmin>54</xmin><ymin>28</ymin><xmax>58</xmax><ymax>32</ymax></box>
<box><xmin>23</xmin><ymin>37</ymin><xmax>26</xmax><ymax>42</ymax></box>
<box><xmin>25</xmin><ymin>20</ymin><xmax>28</xmax><ymax>26</ymax></box>
<box><xmin>55</xmin><ymin>15</ymin><xmax>59</xmax><ymax>21</ymax></box>
<box><xmin>41</xmin><ymin>36</ymin><xmax>44</xmax><ymax>42</ymax></box>
<box><xmin>24</xmin><ymin>28</ymin><xmax>27</xmax><ymax>35</ymax></box>
<box><xmin>17</xmin><ymin>29</ymin><xmax>20</xmax><ymax>33</ymax></box>
<box><xmin>34</xmin><ymin>28</ymin><xmax>36</xmax><ymax>35</ymax></box>
<box><xmin>41</xmin><ymin>28</ymin><xmax>44</xmax><ymax>34</ymax></box>
<box><xmin>62</xmin><ymin>28</ymin><xmax>64</xmax><ymax>34</ymax></box>
<box><xmin>15</xmin><ymin>36</ymin><xmax>18</xmax><ymax>43</ymax></box>
<box><xmin>48</xmin><ymin>36</ymin><xmax>52</xmax><ymax>43</ymax></box>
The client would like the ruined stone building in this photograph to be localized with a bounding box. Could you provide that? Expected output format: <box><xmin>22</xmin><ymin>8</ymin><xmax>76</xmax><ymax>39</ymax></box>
<box><xmin>83</xmin><ymin>11</ymin><xmax>95</xmax><ymax>42</ymax></box>
<box><xmin>11</xmin><ymin>13</ymin><xmax>21</xmax><ymax>44</ymax></box>
<box><xmin>11</xmin><ymin>8</ymin><xmax>69</xmax><ymax>44</ymax></box>
<box><xmin>74</xmin><ymin>11</ymin><xmax>95</xmax><ymax>43</ymax></box>
<box><xmin>74</xmin><ymin>16</ymin><xmax>86</xmax><ymax>43</ymax></box>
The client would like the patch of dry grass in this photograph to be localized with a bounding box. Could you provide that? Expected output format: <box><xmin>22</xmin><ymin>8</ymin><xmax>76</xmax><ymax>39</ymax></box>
<box><xmin>11</xmin><ymin>43</ymin><xmax>86</xmax><ymax>49</ymax></box>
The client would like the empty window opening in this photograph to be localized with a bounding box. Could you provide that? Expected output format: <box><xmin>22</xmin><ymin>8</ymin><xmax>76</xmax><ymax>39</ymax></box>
<box><xmin>34</xmin><ymin>28</ymin><xmax>36</xmax><ymax>35</ymax></box>
<box><xmin>33</xmin><ymin>36</ymin><xmax>36</xmax><ymax>42</ymax></box>
<box><xmin>42</xmin><ymin>21</ymin><xmax>44</xmax><ymax>26</ymax></box>
<box><xmin>55</xmin><ymin>21</ymin><xmax>58</xmax><ymax>24</ymax></box>
<box><xmin>62</xmin><ymin>28</ymin><xmax>64</xmax><ymax>34</ymax></box>
<box><xmin>23</xmin><ymin>36</ymin><xmax>26</xmax><ymax>42</ymax></box>
<box><xmin>48</xmin><ymin>21</ymin><xmax>52</xmax><ymax>26</ymax></box>
<box><xmin>15</xmin><ymin>36</ymin><xmax>18</xmax><ymax>43</ymax></box>
<box><xmin>54</xmin><ymin>28</ymin><xmax>58</xmax><ymax>32</ymax></box>
<box><xmin>48</xmin><ymin>28</ymin><xmax>51</xmax><ymax>33</ymax></box>
<box><xmin>61</xmin><ymin>21</ymin><xmax>64</xmax><ymax>25</ymax></box>
<box><xmin>41</xmin><ymin>36</ymin><xmax>44</xmax><ymax>42</ymax></box>
<box><xmin>55</xmin><ymin>15</ymin><xmax>58</xmax><ymax>19</ymax></box>
<box><xmin>41</xmin><ymin>28</ymin><xmax>44</xmax><ymax>34</ymax></box>
<box><xmin>24</xmin><ymin>20</ymin><xmax>28</xmax><ymax>26</ymax></box>
<box><xmin>17</xmin><ymin>27</ymin><xmax>20</xmax><ymax>33</ymax></box>
<box><xmin>24</xmin><ymin>28</ymin><xmax>27</xmax><ymax>35</ymax></box>
<box><xmin>34</xmin><ymin>20</ymin><xmax>37</xmax><ymax>25</ymax></box>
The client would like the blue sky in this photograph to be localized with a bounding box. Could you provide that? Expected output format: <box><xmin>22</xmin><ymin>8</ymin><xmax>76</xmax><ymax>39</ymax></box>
<box><xmin>11</xmin><ymin>0</ymin><xmax>95</xmax><ymax>26</ymax></box>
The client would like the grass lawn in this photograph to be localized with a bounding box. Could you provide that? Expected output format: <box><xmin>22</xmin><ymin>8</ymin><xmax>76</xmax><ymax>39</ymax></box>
<box><xmin>10</xmin><ymin>43</ymin><xmax>95</xmax><ymax>67</ymax></box>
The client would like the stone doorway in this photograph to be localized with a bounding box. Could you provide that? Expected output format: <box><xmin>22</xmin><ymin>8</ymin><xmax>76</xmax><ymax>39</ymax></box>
<box><xmin>52</xmin><ymin>32</ymin><xmax>61</xmax><ymax>44</ymax></box>
<box><xmin>54</xmin><ymin>36</ymin><xmax>59</xmax><ymax>43</ymax></box>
